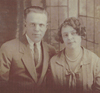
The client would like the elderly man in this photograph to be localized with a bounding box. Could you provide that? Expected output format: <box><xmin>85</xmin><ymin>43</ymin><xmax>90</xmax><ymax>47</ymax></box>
<box><xmin>0</xmin><ymin>6</ymin><xmax>56</xmax><ymax>93</ymax></box>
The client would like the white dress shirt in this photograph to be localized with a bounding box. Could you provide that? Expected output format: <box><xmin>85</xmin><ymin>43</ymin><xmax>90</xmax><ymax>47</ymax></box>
<box><xmin>26</xmin><ymin>34</ymin><xmax>41</xmax><ymax>63</ymax></box>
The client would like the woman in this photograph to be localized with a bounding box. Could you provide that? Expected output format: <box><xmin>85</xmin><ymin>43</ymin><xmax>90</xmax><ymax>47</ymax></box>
<box><xmin>49</xmin><ymin>17</ymin><xmax>100</xmax><ymax>93</ymax></box>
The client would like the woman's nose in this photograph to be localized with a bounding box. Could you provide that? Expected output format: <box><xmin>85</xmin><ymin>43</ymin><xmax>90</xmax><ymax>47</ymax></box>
<box><xmin>67</xmin><ymin>34</ymin><xmax>73</xmax><ymax>39</ymax></box>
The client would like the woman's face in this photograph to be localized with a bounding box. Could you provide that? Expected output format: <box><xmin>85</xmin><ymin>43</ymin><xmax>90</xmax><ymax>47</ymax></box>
<box><xmin>61</xmin><ymin>25</ymin><xmax>81</xmax><ymax>49</ymax></box>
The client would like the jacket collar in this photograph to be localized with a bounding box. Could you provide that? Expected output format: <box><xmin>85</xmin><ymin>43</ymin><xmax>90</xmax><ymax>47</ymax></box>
<box><xmin>19</xmin><ymin>35</ymin><xmax>41</xmax><ymax>54</ymax></box>
<box><xmin>37</xmin><ymin>42</ymin><xmax>49</xmax><ymax>85</ymax></box>
<box><xmin>19</xmin><ymin>35</ymin><xmax>29</xmax><ymax>54</ymax></box>
<box><xmin>19</xmin><ymin>35</ymin><xmax>49</xmax><ymax>84</ymax></box>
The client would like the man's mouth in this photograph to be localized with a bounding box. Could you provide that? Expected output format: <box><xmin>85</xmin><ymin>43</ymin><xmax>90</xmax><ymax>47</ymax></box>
<box><xmin>68</xmin><ymin>41</ymin><xmax>75</xmax><ymax>44</ymax></box>
<box><xmin>33</xmin><ymin>34</ymin><xmax>40</xmax><ymax>36</ymax></box>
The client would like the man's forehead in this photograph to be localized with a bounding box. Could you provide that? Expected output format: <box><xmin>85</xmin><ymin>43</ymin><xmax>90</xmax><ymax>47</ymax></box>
<box><xmin>26</xmin><ymin>12</ymin><xmax>47</xmax><ymax>20</ymax></box>
<box><xmin>25</xmin><ymin>12</ymin><xmax>47</xmax><ymax>24</ymax></box>
<box><xmin>26</xmin><ymin>11</ymin><xmax>47</xmax><ymax>17</ymax></box>
<box><xmin>28</xmin><ymin>12</ymin><xmax>47</xmax><ymax>18</ymax></box>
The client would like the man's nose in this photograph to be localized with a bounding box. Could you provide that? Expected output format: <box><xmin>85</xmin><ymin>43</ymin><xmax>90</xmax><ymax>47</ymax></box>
<box><xmin>35</xmin><ymin>25</ymin><xmax>40</xmax><ymax>31</ymax></box>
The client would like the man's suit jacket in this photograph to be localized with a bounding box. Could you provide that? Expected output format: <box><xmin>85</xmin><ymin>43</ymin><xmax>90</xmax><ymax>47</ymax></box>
<box><xmin>0</xmin><ymin>35</ymin><xmax>56</xmax><ymax>92</ymax></box>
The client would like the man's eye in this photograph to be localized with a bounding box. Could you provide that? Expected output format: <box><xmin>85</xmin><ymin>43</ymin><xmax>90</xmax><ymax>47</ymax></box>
<box><xmin>39</xmin><ymin>24</ymin><xmax>44</xmax><ymax>27</ymax></box>
<box><xmin>30</xmin><ymin>23</ymin><xmax>35</xmax><ymax>27</ymax></box>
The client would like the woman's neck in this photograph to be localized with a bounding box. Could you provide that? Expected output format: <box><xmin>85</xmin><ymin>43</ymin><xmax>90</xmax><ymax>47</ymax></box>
<box><xmin>65</xmin><ymin>46</ymin><xmax>82</xmax><ymax>61</ymax></box>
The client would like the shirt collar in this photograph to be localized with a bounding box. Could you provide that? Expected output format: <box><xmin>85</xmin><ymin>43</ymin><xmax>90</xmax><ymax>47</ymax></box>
<box><xmin>26</xmin><ymin>34</ymin><xmax>41</xmax><ymax>47</ymax></box>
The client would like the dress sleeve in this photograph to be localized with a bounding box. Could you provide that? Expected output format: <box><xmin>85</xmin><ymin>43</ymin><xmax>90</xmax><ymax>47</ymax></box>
<box><xmin>93</xmin><ymin>57</ymin><xmax>100</xmax><ymax>93</ymax></box>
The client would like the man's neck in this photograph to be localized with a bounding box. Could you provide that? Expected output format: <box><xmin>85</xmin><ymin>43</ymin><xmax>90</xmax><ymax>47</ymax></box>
<box><xmin>25</xmin><ymin>34</ymin><xmax>41</xmax><ymax>46</ymax></box>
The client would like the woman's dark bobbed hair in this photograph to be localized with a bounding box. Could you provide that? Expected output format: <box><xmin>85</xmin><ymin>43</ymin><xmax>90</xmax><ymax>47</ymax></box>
<box><xmin>56</xmin><ymin>17</ymin><xmax>86</xmax><ymax>43</ymax></box>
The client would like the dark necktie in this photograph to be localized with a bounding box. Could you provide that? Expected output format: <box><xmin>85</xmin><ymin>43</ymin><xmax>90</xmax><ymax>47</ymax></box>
<box><xmin>34</xmin><ymin>43</ymin><xmax>39</xmax><ymax>66</ymax></box>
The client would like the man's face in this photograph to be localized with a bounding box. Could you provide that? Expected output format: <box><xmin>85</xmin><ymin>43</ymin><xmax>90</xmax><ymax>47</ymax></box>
<box><xmin>25</xmin><ymin>12</ymin><xmax>47</xmax><ymax>43</ymax></box>
<box><xmin>61</xmin><ymin>25</ymin><xmax>81</xmax><ymax>49</ymax></box>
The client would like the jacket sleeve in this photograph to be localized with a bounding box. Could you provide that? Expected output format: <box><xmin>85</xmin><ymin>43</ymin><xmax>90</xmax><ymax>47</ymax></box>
<box><xmin>0</xmin><ymin>44</ymin><xmax>12</xmax><ymax>91</ymax></box>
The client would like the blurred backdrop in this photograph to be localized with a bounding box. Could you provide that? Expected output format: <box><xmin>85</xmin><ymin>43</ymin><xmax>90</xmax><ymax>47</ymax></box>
<box><xmin>0</xmin><ymin>0</ymin><xmax>100</xmax><ymax>57</ymax></box>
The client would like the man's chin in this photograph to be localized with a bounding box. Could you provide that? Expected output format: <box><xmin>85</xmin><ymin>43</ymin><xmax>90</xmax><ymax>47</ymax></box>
<box><xmin>32</xmin><ymin>39</ymin><xmax>42</xmax><ymax>43</ymax></box>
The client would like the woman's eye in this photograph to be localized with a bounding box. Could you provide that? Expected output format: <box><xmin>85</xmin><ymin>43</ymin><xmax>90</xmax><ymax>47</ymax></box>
<box><xmin>63</xmin><ymin>34</ymin><xmax>68</xmax><ymax>37</ymax></box>
<box><xmin>71</xmin><ymin>32</ymin><xmax>76</xmax><ymax>35</ymax></box>
<box><xmin>66</xmin><ymin>34</ymin><xmax>68</xmax><ymax>36</ymax></box>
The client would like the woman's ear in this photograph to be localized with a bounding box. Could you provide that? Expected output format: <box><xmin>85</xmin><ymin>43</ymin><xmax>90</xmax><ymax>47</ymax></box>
<box><xmin>24</xmin><ymin>24</ymin><xmax>26</xmax><ymax>27</ymax></box>
<box><xmin>23</xmin><ymin>28</ymin><xmax>27</xmax><ymax>35</ymax></box>
<box><xmin>46</xmin><ymin>23</ymin><xmax>48</xmax><ymax>29</ymax></box>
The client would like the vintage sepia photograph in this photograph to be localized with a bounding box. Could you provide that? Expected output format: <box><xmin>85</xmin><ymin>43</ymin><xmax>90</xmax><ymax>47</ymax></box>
<box><xmin>0</xmin><ymin>0</ymin><xmax>100</xmax><ymax>93</ymax></box>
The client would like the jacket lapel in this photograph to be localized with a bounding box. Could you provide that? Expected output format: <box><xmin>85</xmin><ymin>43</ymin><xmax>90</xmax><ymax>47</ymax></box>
<box><xmin>19</xmin><ymin>35</ymin><xmax>37</xmax><ymax>83</ymax></box>
<box><xmin>38</xmin><ymin>41</ymin><xmax>49</xmax><ymax>85</ymax></box>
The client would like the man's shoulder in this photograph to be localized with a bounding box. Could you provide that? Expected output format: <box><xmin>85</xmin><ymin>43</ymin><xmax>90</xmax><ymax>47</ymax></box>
<box><xmin>42</xmin><ymin>41</ymin><xmax>56</xmax><ymax>56</ymax></box>
<box><xmin>42</xmin><ymin>41</ymin><xmax>55</xmax><ymax>51</ymax></box>
<box><xmin>0</xmin><ymin>38</ymin><xmax>21</xmax><ymax>51</ymax></box>
<box><xmin>1</xmin><ymin>38</ymin><xmax>19</xmax><ymax>47</ymax></box>
<box><xmin>43</xmin><ymin>42</ymin><xmax>56</xmax><ymax>53</ymax></box>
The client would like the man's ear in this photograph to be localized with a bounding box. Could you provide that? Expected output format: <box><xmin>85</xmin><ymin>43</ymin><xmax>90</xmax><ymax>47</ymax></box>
<box><xmin>24</xmin><ymin>19</ymin><xmax>26</xmax><ymax>27</ymax></box>
<box><xmin>23</xmin><ymin>20</ymin><xmax>27</xmax><ymax>35</ymax></box>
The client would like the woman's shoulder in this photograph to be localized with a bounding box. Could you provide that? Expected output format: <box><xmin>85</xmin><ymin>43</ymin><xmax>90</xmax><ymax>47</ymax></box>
<box><xmin>83</xmin><ymin>47</ymin><xmax>100</xmax><ymax>62</ymax></box>
<box><xmin>50</xmin><ymin>49</ymin><xmax>65</xmax><ymax>63</ymax></box>
<box><xmin>84</xmin><ymin>48</ymin><xmax>98</xmax><ymax>57</ymax></box>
